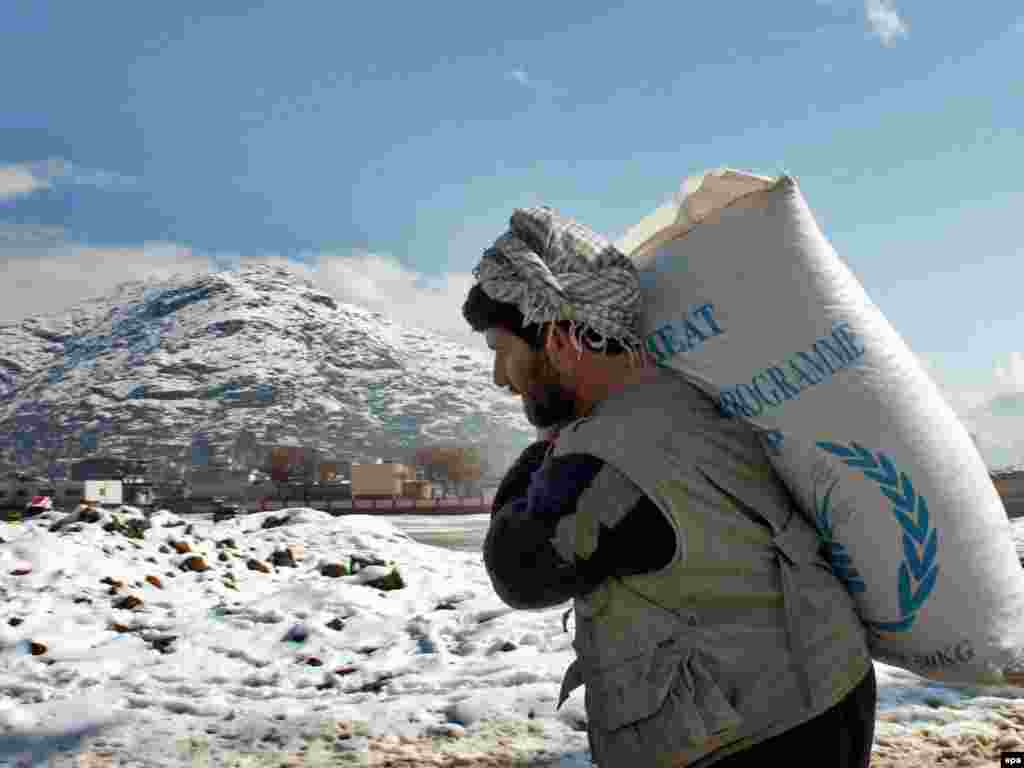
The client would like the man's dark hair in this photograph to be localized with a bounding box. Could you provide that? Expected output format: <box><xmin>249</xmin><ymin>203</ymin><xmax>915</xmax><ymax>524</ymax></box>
<box><xmin>462</xmin><ymin>283</ymin><xmax>627</xmax><ymax>355</ymax></box>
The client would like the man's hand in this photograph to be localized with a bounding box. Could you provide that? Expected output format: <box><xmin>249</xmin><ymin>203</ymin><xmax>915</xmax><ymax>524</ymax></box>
<box><xmin>536</xmin><ymin>426</ymin><xmax>560</xmax><ymax>442</ymax></box>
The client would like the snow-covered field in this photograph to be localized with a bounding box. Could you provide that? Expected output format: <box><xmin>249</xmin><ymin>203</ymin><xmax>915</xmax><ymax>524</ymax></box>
<box><xmin>4</xmin><ymin>506</ymin><xmax>1024</xmax><ymax>767</ymax></box>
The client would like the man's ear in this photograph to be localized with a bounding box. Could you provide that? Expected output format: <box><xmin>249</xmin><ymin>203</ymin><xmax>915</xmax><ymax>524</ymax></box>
<box><xmin>543</xmin><ymin>323</ymin><xmax>574</xmax><ymax>373</ymax></box>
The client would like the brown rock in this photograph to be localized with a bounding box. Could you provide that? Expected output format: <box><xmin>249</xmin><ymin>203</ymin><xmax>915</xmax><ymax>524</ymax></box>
<box><xmin>114</xmin><ymin>595</ymin><xmax>144</xmax><ymax>610</ymax></box>
<box><xmin>306</xmin><ymin>657</ymin><xmax>323</xmax><ymax>667</ymax></box>
<box><xmin>29</xmin><ymin>641</ymin><xmax>47</xmax><ymax>656</ymax></box>
<box><xmin>172</xmin><ymin>541</ymin><xmax>192</xmax><ymax>554</ymax></box>
<box><xmin>366</xmin><ymin>568</ymin><xmax>405</xmax><ymax>591</ymax></box>
<box><xmin>998</xmin><ymin>734</ymin><xmax>1024</xmax><ymax>751</ymax></box>
<box><xmin>10</xmin><ymin>567</ymin><xmax>31</xmax><ymax>576</ymax></box>
<box><xmin>110</xmin><ymin>622</ymin><xmax>133</xmax><ymax>633</ymax></box>
<box><xmin>271</xmin><ymin>548</ymin><xmax>298</xmax><ymax>568</ymax></box>
<box><xmin>145</xmin><ymin>575</ymin><xmax>164</xmax><ymax>589</ymax></box>
<box><xmin>334</xmin><ymin>666</ymin><xmax>358</xmax><ymax>677</ymax></box>
<box><xmin>247</xmin><ymin>558</ymin><xmax>272</xmax><ymax>574</ymax></box>
<box><xmin>79</xmin><ymin>507</ymin><xmax>101</xmax><ymax>523</ymax></box>
<box><xmin>286</xmin><ymin>544</ymin><xmax>305</xmax><ymax>561</ymax></box>
<box><xmin>181</xmin><ymin>556</ymin><xmax>210</xmax><ymax>572</ymax></box>
<box><xmin>320</xmin><ymin>563</ymin><xmax>347</xmax><ymax>578</ymax></box>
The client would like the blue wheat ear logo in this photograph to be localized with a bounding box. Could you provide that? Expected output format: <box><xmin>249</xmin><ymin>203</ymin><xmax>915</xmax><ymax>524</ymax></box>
<box><xmin>816</xmin><ymin>441</ymin><xmax>939</xmax><ymax>635</ymax></box>
<box><xmin>815</xmin><ymin>478</ymin><xmax>866</xmax><ymax>595</ymax></box>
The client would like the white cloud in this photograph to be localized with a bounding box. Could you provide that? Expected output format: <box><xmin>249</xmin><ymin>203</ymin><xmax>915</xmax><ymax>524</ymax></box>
<box><xmin>0</xmin><ymin>223</ymin><xmax>66</xmax><ymax>244</ymax></box>
<box><xmin>504</xmin><ymin>68</ymin><xmax>569</xmax><ymax>104</ymax></box>
<box><xmin>310</xmin><ymin>251</ymin><xmax>486</xmax><ymax>353</ymax></box>
<box><xmin>0</xmin><ymin>230</ymin><xmax>489</xmax><ymax>355</ymax></box>
<box><xmin>0</xmin><ymin>236</ymin><xmax>212</xmax><ymax>320</ymax></box>
<box><xmin>865</xmin><ymin>0</ymin><xmax>909</xmax><ymax>46</ymax></box>
<box><xmin>0</xmin><ymin>164</ymin><xmax>50</xmax><ymax>201</ymax></box>
<box><xmin>45</xmin><ymin>158</ymin><xmax>136</xmax><ymax>189</ymax></box>
<box><xmin>506</xmin><ymin>69</ymin><xmax>531</xmax><ymax>87</ymax></box>
<box><xmin>0</xmin><ymin>158</ymin><xmax>136</xmax><ymax>202</ymax></box>
<box><xmin>918</xmin><ymin>352</ymin><xmax>1024</xmax><ymax>469</ymax></box>
<box><xmin>994</xmin><ymin>352</ymin><xmax>1024</xmax><ymax>393</ymax></box>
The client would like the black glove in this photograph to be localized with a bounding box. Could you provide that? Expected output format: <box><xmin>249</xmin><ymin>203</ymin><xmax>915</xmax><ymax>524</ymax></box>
<box><xmin>491</xmin><ymin>440</ymin><xmax>552</xmax><ymax>516</ymax></box>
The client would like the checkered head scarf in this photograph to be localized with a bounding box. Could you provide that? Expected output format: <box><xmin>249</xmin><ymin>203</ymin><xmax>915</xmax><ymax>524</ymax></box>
<box><xmin>473</xmin><ymin>206</ymin><xmax>650</xmax><ymax>368</ymax></box>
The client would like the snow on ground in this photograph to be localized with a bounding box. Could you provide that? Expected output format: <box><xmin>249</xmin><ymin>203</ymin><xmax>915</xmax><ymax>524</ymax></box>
<box><xmin>1</xmin><ymin>506</ymin><xmax>590</xmax><ymax>767</ymax></box>
<box><xmin>3</xmin><ymin>509</ymin><xmax>1024</xmax><ymax>767</ymax></box>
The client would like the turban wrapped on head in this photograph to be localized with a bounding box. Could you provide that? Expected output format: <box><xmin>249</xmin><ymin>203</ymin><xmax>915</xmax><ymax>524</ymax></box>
<box><xmin>473</xmin><ymin>206</ymin><xmax>649</xmax><ymax>367</ymax></box>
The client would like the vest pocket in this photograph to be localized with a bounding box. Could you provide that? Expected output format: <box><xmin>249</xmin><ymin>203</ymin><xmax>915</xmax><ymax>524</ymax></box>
<box><xmin>584</xmin><ymin>637</ymin><xmax>744</xmax><ymax>764</ymax></box>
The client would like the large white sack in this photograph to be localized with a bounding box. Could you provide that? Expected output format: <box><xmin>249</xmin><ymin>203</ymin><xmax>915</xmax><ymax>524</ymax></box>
<box><xmin>618</xmin><ymin>169</ymin><xmax>1024</xmax><ymax>686</ymax></box>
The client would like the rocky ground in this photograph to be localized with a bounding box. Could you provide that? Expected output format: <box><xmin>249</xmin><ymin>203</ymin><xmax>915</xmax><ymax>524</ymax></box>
<box><xmin>868</xmin><ymin>703</ymin><xmax>1024</xmax><ymax>768</ymax></box>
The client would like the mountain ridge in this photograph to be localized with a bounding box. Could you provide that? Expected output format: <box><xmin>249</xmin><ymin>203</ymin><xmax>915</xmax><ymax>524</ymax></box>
<box><xmin>0</xmin><ymin>264</ymin><xmax>531</xmax><ymax>478</ymax></box>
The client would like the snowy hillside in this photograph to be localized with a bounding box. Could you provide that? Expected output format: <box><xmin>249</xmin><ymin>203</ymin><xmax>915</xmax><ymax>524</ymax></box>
<box><xmin>0</xmin><ymin>264</ymin><xmax>533</xmax><ymax>476</ymax></box>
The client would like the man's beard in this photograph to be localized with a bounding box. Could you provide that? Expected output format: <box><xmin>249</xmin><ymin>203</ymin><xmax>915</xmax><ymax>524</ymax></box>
<box><xmin>522</xmin><ymin>357</ymin><xmax>578</xmax><ymax>429</ymax></box>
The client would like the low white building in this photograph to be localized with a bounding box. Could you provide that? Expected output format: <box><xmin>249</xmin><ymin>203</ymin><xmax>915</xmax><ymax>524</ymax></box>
<box><xmin>2</xmin><ymin>472</ymin><xmax>154</xmax><ymax>510</ymax></box>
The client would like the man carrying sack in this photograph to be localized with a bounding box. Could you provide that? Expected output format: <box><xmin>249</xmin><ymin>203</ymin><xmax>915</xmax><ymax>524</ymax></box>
<box><xmin>462</xmin><ymin>206</ymin><xmax>877</xmax><ymax>767</ymax></box>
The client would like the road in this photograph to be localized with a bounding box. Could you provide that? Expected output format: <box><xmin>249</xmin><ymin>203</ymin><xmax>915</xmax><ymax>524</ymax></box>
<box><xmin>385</xmin><ymin>513</ymin><xmax>490</xmax><ymax>553</ymax></box>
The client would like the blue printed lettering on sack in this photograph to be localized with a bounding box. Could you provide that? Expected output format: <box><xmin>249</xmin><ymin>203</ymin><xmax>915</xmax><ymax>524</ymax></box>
<box><xmin>718</xmin><ymin>322</ymin><xmax>866</xmax><ymax>419</ymax></box>
<box><xmin>644</xmin><ymin>303</ymin><xmax>724</xmax><ymax>362</ymax></box>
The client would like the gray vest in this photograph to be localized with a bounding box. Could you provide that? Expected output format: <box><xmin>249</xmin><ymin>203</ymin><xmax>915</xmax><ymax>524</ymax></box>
<box><xmin>552</xmin><ymin>367</ymin><xmax>871</xmax><ymax>767</ymax></box>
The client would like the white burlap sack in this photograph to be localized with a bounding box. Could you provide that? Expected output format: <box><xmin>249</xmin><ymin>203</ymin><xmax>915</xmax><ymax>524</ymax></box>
<box><xmin>618</xmin><ymin>169</ymin><xmax>1024</xmax><ymax>686</ymax></box>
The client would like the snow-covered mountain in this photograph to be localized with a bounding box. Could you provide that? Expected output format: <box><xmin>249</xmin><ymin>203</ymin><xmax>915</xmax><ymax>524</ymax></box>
<box><xmin>0</xmin><ymin>264</ymin><xmax>533</xmax><ymax>478</ymax></box>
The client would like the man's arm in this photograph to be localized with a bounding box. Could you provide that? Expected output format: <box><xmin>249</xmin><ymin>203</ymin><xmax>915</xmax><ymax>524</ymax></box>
<box><xmin>483</xmin><ymin>442</ymin><xmax>678</xmax><ymax>610</ymax></box>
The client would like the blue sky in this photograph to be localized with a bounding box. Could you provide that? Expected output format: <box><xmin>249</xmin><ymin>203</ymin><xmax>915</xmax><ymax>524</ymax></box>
<box><xmin>2</xmin><ymin>1</ymin><xmax>1023</xmax><ymax>462</ymax></box>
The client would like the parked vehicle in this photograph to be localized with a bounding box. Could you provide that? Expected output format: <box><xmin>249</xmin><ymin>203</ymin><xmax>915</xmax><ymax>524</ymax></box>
<box><xmin>25</xmin><ymin>495</ymin><xmax>53</xmax><ymax>517</ymax></box>
<box><xmin>212</xmin><ymin>497</ymin><xmax>241</xmax><ymax>522</ymax></box>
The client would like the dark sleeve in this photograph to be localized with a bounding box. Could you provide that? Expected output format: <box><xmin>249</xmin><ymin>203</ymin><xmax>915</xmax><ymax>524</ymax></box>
<box><xmin>483</xmin><ymin>450</ymin><xmax>678</xmax><ymax>610</ymax></box>
<box><xmin>491</xmin><ymin>441</ymin><xmax>552</xmax><ymax>517</ymax></box>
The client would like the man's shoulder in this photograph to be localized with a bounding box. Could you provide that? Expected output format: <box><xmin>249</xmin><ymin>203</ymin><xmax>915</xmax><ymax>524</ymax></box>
<box><xmin>560</xmin><ymin>368</ymin><xmax>707</xmax><ymax>443</ymax></box>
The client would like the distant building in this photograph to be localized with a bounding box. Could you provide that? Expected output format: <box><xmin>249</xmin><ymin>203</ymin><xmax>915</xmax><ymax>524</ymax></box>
<box><xmin>317</xmin><ymin>459</ymin><xmax>351</xmax><ymax>483</ymax></box>
<box><xmin>270</xmin><ymin>445</ymin><xmax>307</xmax><ymax>482</ymax></box>
<box><xmin>351</xmin><ymin>461</ymin><xmax>413</xmax><ymax>498</ymax></box>
<box><xmin>1</xmin><ymin>473</ymin><xmax>51</xmax><ymax>509</ymax></box>
<box><xmin>402</xmin><ymin>480</ymin><xmax>432</xmax><ymax>500</ymax></box>
<box><xmin>186</xmin><ymin>467</ymin><xmax>250</xmax><ymax>501</ymax></box>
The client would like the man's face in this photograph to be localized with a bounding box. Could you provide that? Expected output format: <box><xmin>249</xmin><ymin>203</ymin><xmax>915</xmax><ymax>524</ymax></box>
<box><xmin>485</xmin><ymin>327</ymin><xmax>578</xmax><ymax>429</ymax></box>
